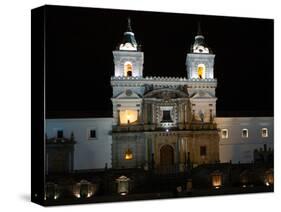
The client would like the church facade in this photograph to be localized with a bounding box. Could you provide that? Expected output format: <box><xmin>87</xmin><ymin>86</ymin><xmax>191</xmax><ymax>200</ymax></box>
<box><xmin>111</xmin><ymin>20</ymin><xmax>219</xmax><ymax>170</ymax></box>
<box><xmin>45</xmin><ymin>20</ymin><xmax>273</xmax><ymax>173</ymax></box>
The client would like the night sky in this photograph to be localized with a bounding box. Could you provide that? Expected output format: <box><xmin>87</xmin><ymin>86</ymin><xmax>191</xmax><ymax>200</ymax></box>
<box><xmin>45</xmin><ymin>5</ymin><xmax>273</xmax><ymax>118</ymax></box>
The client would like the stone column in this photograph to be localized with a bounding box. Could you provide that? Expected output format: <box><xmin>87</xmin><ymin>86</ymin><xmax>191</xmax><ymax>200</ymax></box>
<box><xmin>117</xmin><ymin>110</ymin><xmax>120</xmax><ymax>125</ymax></box>
<box><xmin>151</xmin><ymin>104</ymin><xmax>155</xmax><ymax>124</ymax></box>
<box><xmin>210</xmin><ymin>109</ymin><xmax>213</xmax><ymax>123</ymax></box>
<box><xmin>179</xmin><ymin>103</ymin><xmax>184</xmax><ymax>129</ymax></box>
<box><xmin>184</xmin><ymin>104</ymin><xmax>187</xmax><ymax>124</ymax></box>
<box><xmin>176</xmin><ymin>137</ymin><xmax>180</xmax><ymax>164</ymax></box>
<box><xmin>148</xmin><ymin>103</ymin><xmax>153</xmax><ymax>125</ymax></box>
<box><xmin>177</xmin><ymin>103</ymin><xmax>181</xmax><ymax>124</ymax></box>
<box><xmin>179</xmin><ymin>103</ymin><xmax>183</xmax><ymax>125</ymax></box>
<box><xmin>153</xmin><ymin>136</ymin><xmax>157</xmax><ymax>166</ymax></box>
<box><xmin>181</xmin><ymin>103</ymin><xmax>184</xmax><ymax>123</ymax></box>
<box><xmin>137</xmin><ymin>109</ymin><xmax>140</xmax><ymax>123</ymax></box>
<box><xmin>179</xmin><ymin>137</ymin><xmax>185</xmax><ymax>172</ymax></box>
<box><xmin>145</xmin><ymin>137</ymin><xmax>149</xmax><ymax>162</ymax></box>
<box><xmin>178</xmin><ymin>137</ymin><xmax>183</xmax><ymax>163</ymax></box>
<box><xmin>147</xmin><ymin>103</ymin><xmax>151</xmax><ymax>124</ymax></box>
<box><xmin>135</xmin><ymin>139</ymin><xmax>138</xmax><ymax>168</ymax></box>
<box><xmin>143</xmin><ymin>102</ymin><xmax>147</xmax><ymax>124</ymax></box>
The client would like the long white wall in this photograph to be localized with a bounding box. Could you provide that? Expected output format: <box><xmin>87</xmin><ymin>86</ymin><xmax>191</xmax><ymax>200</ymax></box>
<box><xmin>46</xmin><ymin>118</ymin><xmax>113</xmax><ymax>170</ymax></box>
<box><xmin>215</xmin><ymin>117</ymin><xmax>273</xmax><ymax>164</ymax></box>
<box><xmin>46</xmin><ymin>116</ymin><xmax>273</xmax><ymax>170</ymax></box>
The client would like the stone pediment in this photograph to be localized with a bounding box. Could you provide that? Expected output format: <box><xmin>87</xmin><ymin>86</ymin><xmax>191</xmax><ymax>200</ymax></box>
<box><xmin>144</xmin><ymin>88</ymin><xmax>188</xmax><ymax>99</ymax></box>
<box><xmin>190</xmin><ymin>90</ymin><xmax>214</xmax><ymax>99</ymax></box>
<box><xmin>115</xmin><ymin>89</ymin><xmax>142</xmax><ymax>99</ymax></box>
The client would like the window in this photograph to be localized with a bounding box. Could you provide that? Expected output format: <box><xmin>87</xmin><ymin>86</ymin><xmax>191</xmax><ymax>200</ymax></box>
<box><xmin>124</xmin><ymin>62</ymin><xmax>133</xmax><ymax>77</ymax></box>
<box><xmin>200</xmin><ymin>146</ymin><xmax>207</xmax><ymax>156</ymax></box>
<box><xmin>119</xmin><ymin>110</ymin><xmax>138</xmax><ymax>124</ymax></box>
<box><xmin>124</xmin><ymin>148</ymin><xmax>133</xmax><ymax>160</ymax></box>
<box><xmin>88</xmin><ymin>129</ymin><xmax>97</xmax><ymax>139</ymax></box>
<box><xmin>197</xmin><ymin>64</ymin><xmax>206</xmax><ymax>79</ymax></box>
<box><xmin>211</xmin><ymin>171</ymin><xmax>223</xmax><ymax>188</ymax></box>
<box><xmin>261</xmin><ymin>128</ymin><xmax>268</xmax><ymax>138</ymax></box>
<box><xmin>161</xmin><ymin>110</ymin><xmax>173</xmax><ymax>122</ymax></box>
<box><xmin>221</xmin><ymin>129</ymin><xmax>228</xmax><ymax>139</ymax></box>
<box><xmin>57</xmin><ymin>130</ymin><xmax>63</xmax><ymax>138</ymax></box>
<box><xmin>242</xmin><ymin>129</ymin><xmax>248</xmax><ymax>138</ymax></box>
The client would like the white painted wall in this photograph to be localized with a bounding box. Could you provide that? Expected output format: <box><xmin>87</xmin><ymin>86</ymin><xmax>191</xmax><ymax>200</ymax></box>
<box><xmin>46</xmin><ymin>116</ymin><xmax>273</xmax><ymax>170</ymax></box>
<box><xmin>46</xmin><ymin>118</ymin><xmax>113</xmax><ymax>170</ymax></box>
<box><xmin>215</xmin><ymin>117</ymin><xmax>273</xmax><ymax>164</ymax></box>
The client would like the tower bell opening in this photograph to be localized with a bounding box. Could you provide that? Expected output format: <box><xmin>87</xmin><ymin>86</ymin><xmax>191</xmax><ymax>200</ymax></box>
<box><xmin>124</xmin><ymin>62</ymin><xmax>133</xmax><ymax>77</ymax></box>
<box><xmin>197</xmin><ymin>64</ymin><xmax>206</xmax><ymax>79</ymax></box>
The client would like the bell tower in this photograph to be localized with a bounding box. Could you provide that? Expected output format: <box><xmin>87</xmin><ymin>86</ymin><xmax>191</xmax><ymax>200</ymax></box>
<box><xmin>112</xmin><ymin>18</ymin><xmax>144</xmax><ymax>77</ymax></box>
<box><xmin>186</xmin><ymin>23</ymin><xmax>217</xmax><ymax>122</ymax></box>
<box><xmin>186</xmin><ymin>22</ymin><xmax>215</xmax><ymax>80</ymax></box>
<box><xmin>111</xmin><ymin>18</ymin><xmax>144</xmax><ymax>127</ymax></box>
<box><xmin>111</xmin><ymin>19</ymin><xmax>145</xmax><ymax>169</ymax></box>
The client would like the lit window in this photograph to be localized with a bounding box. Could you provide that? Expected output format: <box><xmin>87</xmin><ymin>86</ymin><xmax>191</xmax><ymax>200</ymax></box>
<box><xmin>221</xmin><ymin>129</ymin><xmax>228</xmax><ymax>139</ymax></box>
<box><xmin>88</xmin><ymin>129</ymin><xmax>97</xmax><ymax>139</ymax></box>
<box><xmin>57</xmin><ymin>130</ymin><xmax>63</xmax><ymax>138</ymax></box>
<box><xmin>200</xmin><ymin>146</ymin><xmax>207</xmax><ymax>156</ymax></box>
<box><xmin>211</xmin><ymin>171</ymin><xmax>223</xmax><ymax>189</ymax></box>
<box><xmin>261</xmin><ymin>128</ymin><xmax>268</xmax><ymax>138</ymax></box>
<box><xmin>242</xmin><ymin>129</ymin><xmax>248</xmax><ymax>138</ymax></box>
<box><xmin>197</xmin><ymin>64</ymin><xmax>206</xmax><ymax>79</ymax></box>
<box><xmin>119</xmin><ymin>110</ymin><xmax>138</xmax><ymax>124</ymax></box>
<box><xmin>124</xmin><ymin>148</ymin><xmax>133</xmax><ymax>160</ymax></box>
<box><xmin>124</xmin><ymin>62</ymin><xmax>133</xmax><ymax>77</ymax></box>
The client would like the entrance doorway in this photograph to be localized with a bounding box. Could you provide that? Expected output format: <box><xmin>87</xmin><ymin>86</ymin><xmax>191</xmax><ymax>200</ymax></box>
<box><xmin>160</xmin><ymin>145</ymin><xmax>174</xmax><ymax>166</ymax></box>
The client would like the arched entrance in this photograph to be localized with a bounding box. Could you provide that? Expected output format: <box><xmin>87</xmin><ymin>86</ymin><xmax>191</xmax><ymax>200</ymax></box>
<box><xmin>160</xmin><ymin>145</ymin><xmax>174</xmax><ymax>166</ymax></box>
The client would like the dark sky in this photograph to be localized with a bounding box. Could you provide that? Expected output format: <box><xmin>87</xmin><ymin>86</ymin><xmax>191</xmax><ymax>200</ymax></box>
<box><xmin>45</xmin><ymin>5</ymin><xmax>273</xmax><ymax>118</ymax></box>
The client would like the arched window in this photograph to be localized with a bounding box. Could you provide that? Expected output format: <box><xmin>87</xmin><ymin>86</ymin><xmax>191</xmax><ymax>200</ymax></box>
<box><xmin>124</xmin><ymin>62</ymin><xmax>133</xmax><ymax>77</ymax></box>
<box><xmin>197</xmin><ymin>64</ymin><xmax>206</xmax><ymax>79</ymax></box>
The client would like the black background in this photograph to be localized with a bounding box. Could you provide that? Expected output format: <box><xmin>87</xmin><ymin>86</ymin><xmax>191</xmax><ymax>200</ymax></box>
<box><xmin>45</xmin><ymin>5</ymin><xmax>273</xmax><ymax>118</ymax></box>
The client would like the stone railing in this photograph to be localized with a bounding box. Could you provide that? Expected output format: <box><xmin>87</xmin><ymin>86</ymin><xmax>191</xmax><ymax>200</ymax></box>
<box><xmin>111</xmin><ymin>76</ymin><xmax>217</xmax><ymax>82</ymax></box>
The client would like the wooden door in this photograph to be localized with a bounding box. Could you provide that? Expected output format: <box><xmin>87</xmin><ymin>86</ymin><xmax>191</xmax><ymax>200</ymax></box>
<box><xmin>160</xmin><ymin>145</ymin><xmax>174</xmax><ymax>166</ymax></box>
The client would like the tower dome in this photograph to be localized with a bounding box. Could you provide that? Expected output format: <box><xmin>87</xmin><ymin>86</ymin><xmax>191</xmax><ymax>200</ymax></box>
<box><xmin>119</xmin><ymin>18</ymin><xmax>138</xmax><ymax>51</ymax></box>
<box><xmin>191</xmin><ymin>22</ymin><xmax>211</xmax><ymax>54</ymax></box>
<box><xmin>112</xmin><ymin>17</ymin><xmax>144</xmax><ymax>77</ymax></box>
